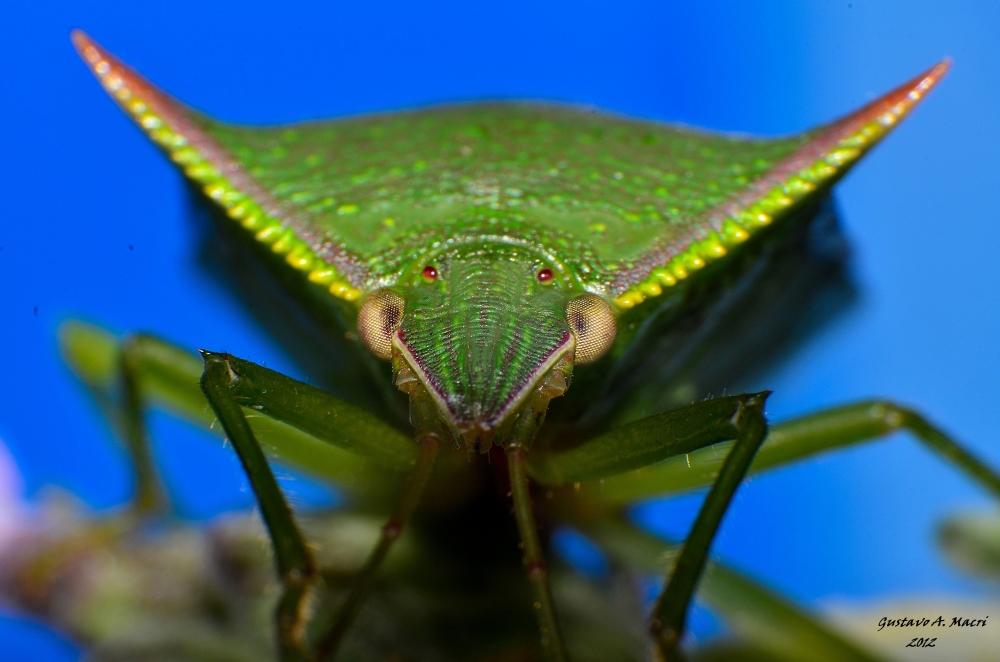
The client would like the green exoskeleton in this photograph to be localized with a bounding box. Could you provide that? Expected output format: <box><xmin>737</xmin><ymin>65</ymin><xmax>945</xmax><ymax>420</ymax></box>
<box><xmin>61</xmin><ymin>30</ymin><xmax>1000</xmax><ymax>662</ymax></box>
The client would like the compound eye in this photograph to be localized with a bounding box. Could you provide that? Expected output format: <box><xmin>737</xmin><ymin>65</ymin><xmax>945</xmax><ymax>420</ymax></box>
<box><xmin>357</xmin><ymin>289</ymin><xmax>405</xmax><ymax>360</ymax></box>
<box><xmin>566</xmin><ymin>294</ymin><xmax>616</xmax><ymax>365</ymax></box>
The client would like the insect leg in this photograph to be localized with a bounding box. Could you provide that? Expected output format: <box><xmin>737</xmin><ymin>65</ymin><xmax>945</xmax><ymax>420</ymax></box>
<box><xmin>117</xmin><ymin>335</ymin><xmax>173</xmax><ymax>515</ymax></box>
<box><xmin>650</xmin><ymin>392</ymin><xmax>769</xmax><ymax>660</ymax></box>
<box><xmin>527</xmin><ymin>393</ymin><xmax>769</xmax><ymax>486</ymax></box>
<box><xmin>509</xmin><ymin>446</ymin><xmax>571</xmax><ymax>662</ymax></box>
<box><xmin>576</xmin><ymin>400</ymin><xmax>1000</xmax><ymax>505</ymax></box>
<box><xmin>759</xmin><ymin>400</ymin><xmax>1000</xmax><ymax>497</ymax></box>
<box><xmin>313</xmin><ymin>433</ymin><xmax>440</xmax><ymax>660</ymax></box>
<box><xmin>200</xmin><ymin>352</ymin><xmax>317</xmax><ymax>662</ymax></box>
<box><xmin>585</xmin><ymin>519</ymin><xmax>884</xmax><ymax>662</ymax></box>
<box><xmin>61</xmin><ymin>323</ymin><xmax>198</xmax><ymax>515</ymax></box>
<box><xmin>60</xmin><ymin>321</ymin><xmax>407</xmax><ymax>498</ymax></box>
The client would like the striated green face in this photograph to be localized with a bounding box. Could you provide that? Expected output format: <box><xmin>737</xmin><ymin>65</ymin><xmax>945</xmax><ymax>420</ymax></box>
<box><xmin>74</xmin><ymin>32</ymin><xmax>946</xmax><ymax>448</ymax></box>
<box><xmin>393</xmin><ymin>241</ymin><xmax>575</xmax><ymax>450</ymax></box>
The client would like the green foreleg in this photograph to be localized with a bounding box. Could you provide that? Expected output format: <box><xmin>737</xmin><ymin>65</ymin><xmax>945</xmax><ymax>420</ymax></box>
<box><xmin>200</xmin><ymin>352</ymin><xmax>318</xmax><ymax>662</ymax></box>
<box><xmin>215</xmin><ymin>354</ymin><xmax>416</xmax><ymax>472</ymax></box>
<box><xmin>527</xmin><ymin>394</ymin><xmax>769</xmax><ymax>486</ymax></box>
<box><xmin>587</xmin><ymin>400</ymin><xmax>1000</xmax><ymax>504</ymax></box>
<box><xmin>650</xmin><ymin>392</ymin><xmax>769</xmax><ymax>660</ymax></box>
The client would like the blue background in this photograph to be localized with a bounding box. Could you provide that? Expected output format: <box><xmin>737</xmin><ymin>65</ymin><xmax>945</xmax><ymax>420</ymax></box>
<box><xmin>2</xmin><ymin>1</ymin><xmax>999</xmax><ymax>657</ymax></box>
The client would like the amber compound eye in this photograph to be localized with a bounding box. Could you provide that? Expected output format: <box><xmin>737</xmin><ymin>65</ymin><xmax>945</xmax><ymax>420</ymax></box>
<box><xmin>357</xmin><ymin>289</ymin><xmax>405</xmax><ymax>360</ymax></box>
<box><xmin>566</xmin><ymin>294</ymin><xmax>616</xmax><ymax>365</ymax></box>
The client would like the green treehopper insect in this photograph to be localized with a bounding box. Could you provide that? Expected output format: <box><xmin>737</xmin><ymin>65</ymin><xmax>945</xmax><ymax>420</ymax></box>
<box><xmin>57</xmin><ymin>29</ymin><xmax>1000</xmax><ymax>662</ymax></box>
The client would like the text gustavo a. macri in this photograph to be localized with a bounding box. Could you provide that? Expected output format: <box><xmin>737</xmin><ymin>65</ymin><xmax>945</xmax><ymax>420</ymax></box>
<box><xmin>878</xmin><ymin>615</ymin><xmax>988</xmax><ymax>631</ymax></box>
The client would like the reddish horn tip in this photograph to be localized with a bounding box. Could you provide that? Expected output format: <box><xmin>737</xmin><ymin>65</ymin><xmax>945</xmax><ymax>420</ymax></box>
<box><xmin>909</xmin><ymin>57</ymin><xmax>952</xmax><ymax>98</ymax></box>
<box><xmin>799</xmin><ymin>57</ymin><xmax>954</xmax><ymax>165</ymax></box>
<box><xmin>69</xmin><ymin>29</ymin><xmax>146</xmax><ymax>90</ymax></box>
<box><xmin>852</xmin><ymin>57</ymin><xmax>953</xmax><ymax>126</ymax></box>
<box><xmin>928</xmin><ymin>57</ymin><xmax>953</xmax><ymax>81</ymax></box>
<box><xmin>70</xmin><ymin>29</ymin><xmax>101</xmax><ymax>61</ymax></box>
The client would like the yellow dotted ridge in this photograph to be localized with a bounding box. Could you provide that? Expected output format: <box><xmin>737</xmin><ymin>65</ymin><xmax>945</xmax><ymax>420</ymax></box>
<box><xmin>613</xmin><ymin>114</ymin><xmax>898</xmax><ymax>310</ymax></box>
<box><xmin>82</xmin><ymin>41</ymin><xmax>362</xmax><ymax>303</ymax></box>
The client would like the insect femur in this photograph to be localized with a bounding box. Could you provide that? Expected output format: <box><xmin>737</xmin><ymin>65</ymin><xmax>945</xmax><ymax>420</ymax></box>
<box><xmin>358</xmin><ymin>289</ymin><xmax>405</xmax><ymax>360</ymax></box>
<box><xmin>566</xmin><ymin>294</ymin><xmax>616</xmax><ymax>365</ymax></box>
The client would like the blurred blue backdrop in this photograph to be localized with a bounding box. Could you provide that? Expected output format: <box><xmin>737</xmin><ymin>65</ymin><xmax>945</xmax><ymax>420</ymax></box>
<box><xmin>2</xmin><ymin>0</ymin><xmax>999</xmax><ymax>657</ymax></box>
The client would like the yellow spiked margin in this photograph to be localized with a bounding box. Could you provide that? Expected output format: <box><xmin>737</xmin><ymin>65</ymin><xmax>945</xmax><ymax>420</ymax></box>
<box><xmin>613</xmin><ymin>60</ymin><xmax>950</xmax><ymax>309</ymax></box>
<box><xmin>72</xmin><ymin>30</ymin><xmax>363</xmax><ymax>303</ymax></box>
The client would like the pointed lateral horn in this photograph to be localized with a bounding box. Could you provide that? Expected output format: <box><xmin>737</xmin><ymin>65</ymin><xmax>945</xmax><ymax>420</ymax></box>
<box><xmin>70</xmin><ymin>30</ymin><xmax>363</xmax><ymax>302</ymax></box>
<box><xmin>614</xmin><ymin>60</ymin><xmax>951</xmax><ymax>309</ymax></box>
<box><xmin>71</xmin><ymin>30</ymin><xmax>236</xmax><ymax>177</ymax></box>
<box><xmin>721</xmin><ymin>58</ymin><xmax>952</xmax><ymax>219</ymax></box>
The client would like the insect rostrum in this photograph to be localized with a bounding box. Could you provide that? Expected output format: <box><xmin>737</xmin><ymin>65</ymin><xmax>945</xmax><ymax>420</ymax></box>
<box><xmin>23</xmin><ymin>29</ymin><xmax>997</xmax><ymax>662</ymax></box>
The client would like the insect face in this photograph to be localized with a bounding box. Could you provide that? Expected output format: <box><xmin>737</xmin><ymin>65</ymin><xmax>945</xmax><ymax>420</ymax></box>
<box><xmin>373</xmin><ymin>242</ymin><xmax>613</xmax><ymax>451</ymax></box>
